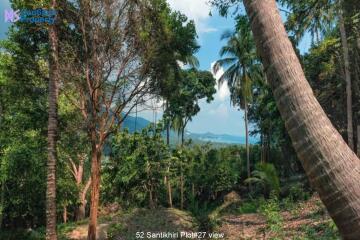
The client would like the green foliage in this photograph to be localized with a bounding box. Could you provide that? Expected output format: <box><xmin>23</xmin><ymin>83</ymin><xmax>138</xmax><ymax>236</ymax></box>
<box><xmin>103</xmin><ymin>132</ymin><xmax>245</xmax><ymax>211</ymax></box>
<box><xmin>102</xmin><ymin>124</ymin><xmax>170</xmax><ymax>207</ymax></box>
<box><xmin>0</xmin><ymin>131</ymin><xmax>47</xmax><ymax>227</ymax></box>
<box><xmin>288</xmin><ymin>183</ymin><xmax>310</xmax><ymax>202</ymax></box>
<box><xmin>1</xmin><ymin>0</ymin><xmax>358</xmax><ymax>238</ymax></box>
<box><xmin>246</xmin><ymin>163</ymin><xmax>280</xmax><ymax>197</ymax></box>
<box><xmin>259</xmin><ymin>193</ymin><xmax>284</xmax><ymax>238</ymax></box>
<box><xmin>248</xmin><ymin>75</ymin><xmax>302</xmax><ymax>179</ymax></box>
<box><xmin>0</xmin><ymin>229</ymin><xmax>45</xmax><ymax>240</ymax></box>
<box><xmin>107</xmin><ymin>223</ymin><xmax>125</xmax><ymax>240</ymax></box>
<box><xmin>303</xmin><ymin>35</ymin><xmax>349</xmax><ymax>135</ymax></box>
<box><xmin>296</xmin><ymin>220</ymin><xmax>340</xmax><ymax>240</ymax></box>
<box><xmin>213</xmin><ymin>15</ymin><xmax>261</xmax><ymax>110</ymax></box>
<box><xmin>166</xmin><ymin>69</ymin><xmax>216</xmax><ymax>142</ymax></box>
<box><xmin>279</xmin><ymin>0</ymin><xmax>337</xmax><ymax>44</ymax></box>
<box><xmin>237</xmin><ymin>201</ymin><xmax>258</xmax><ymax>214</ymax></box>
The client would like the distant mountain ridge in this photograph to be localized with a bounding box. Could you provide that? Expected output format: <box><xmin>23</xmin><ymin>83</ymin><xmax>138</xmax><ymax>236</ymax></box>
<box><xmin>122</xmin><ymin>115</ymin><xmax>258</xmax><ymax>145</ymax></box>
<box><xmin>187</xmin><ymin>131</ymin><xmax>258</xmax><ymax>145</ymax></box>
<box><xmin>122</xmin><ymin>114</ymin><xmax>151</xmax><ymax>133</ymax></box>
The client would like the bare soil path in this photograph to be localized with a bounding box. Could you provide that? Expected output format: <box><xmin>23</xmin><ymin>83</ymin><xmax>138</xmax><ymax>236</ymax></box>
<box><xmin>218</xmin><ymin>195</ymin><xmax>338</xmax><ymax>240</ymax></box>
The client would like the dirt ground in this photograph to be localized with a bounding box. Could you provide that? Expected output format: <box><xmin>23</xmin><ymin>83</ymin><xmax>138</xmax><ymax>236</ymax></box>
<box><xmin>218</xmin><ymin>195</ymin><xmax>337</xmax><ymax>240</ymax></box>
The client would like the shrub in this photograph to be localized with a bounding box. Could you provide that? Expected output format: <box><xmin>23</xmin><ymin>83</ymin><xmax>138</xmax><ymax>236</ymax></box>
<box><xmin>237</xmin><ymin>201</ymin><xmax>258</xmax><ymax>214</ymax></box>
<box><xmin>288</xmin><ymin>183</ymin><xmax>310</xmax><ymax>202</ymax></box>
<box><xmin>245</xmin><ymin>163</ymin><xmax>280</xmax><ymax>197</ymax></box>
<box><xmin>259</xmin><ymin>192</ymin><xmax>284</xmax><ymax>237</ymax></box>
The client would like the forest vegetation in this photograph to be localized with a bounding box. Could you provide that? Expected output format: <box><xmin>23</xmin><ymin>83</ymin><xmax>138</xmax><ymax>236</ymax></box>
<box><xmin>0</xmin><ymin>0</ymin><xmax>359</xmax><ymax>239</ymax></box>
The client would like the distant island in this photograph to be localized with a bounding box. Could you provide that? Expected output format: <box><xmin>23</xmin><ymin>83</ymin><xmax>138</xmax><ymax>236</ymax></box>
<box><xmin>122</xmin><ymin>115</ymin><xmax>258</xmax><ymax>145</ymax></box>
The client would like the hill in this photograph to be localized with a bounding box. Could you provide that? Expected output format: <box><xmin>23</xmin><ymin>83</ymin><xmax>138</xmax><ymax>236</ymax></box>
<box><xmin>122</xmin><ymin>115</ymin><xmax>259</xmax><ymax>145</ymax></box>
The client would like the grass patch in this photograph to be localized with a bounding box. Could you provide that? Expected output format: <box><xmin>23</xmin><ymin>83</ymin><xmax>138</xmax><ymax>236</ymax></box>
<box><xmin>110</xmin><ymin>208</ymin><xmax>197</xmax><ymax>240</ymax></box>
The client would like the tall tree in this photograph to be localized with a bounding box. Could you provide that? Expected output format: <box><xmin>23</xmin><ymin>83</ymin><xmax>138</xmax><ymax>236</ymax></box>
<box><xmin>338</xmin><ymin>0</ymin><xmax>354</xmax><ymax>149</ymax></box>
<box><xmin>46</xmin><ymin>0</ymin><xmax>59</xmax><ymax>239</ymax></box>
<box><xmin>60</xmin><ymin>1</ymin><xmax>180</xmax><ymax>238</ymax></box>
<box><xmin>168</xmin><ymin>69</ymin><xmax>216</xmax><ymax>145</ymax></box>
<box><xmin>242</xmin><ymin>0</ymin><xmax>360</xmax><ymax>238</ymax></box>
<box><xmin>278</xmin><ymin>0</ymin><xmax>355</xmax><ymax>149</ymax></box>
<box><xmin>213</xmin><ymin>16</ymin><xmax>262</xmax><ymax>182</ymax></box>
<box><xmin>148</xmin><ymin>10</ymin><xmax>199</xmax><ymax>146</ymax></box>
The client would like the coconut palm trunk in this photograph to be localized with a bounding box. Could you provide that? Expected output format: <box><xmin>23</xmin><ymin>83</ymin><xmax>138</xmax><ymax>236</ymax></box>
<box><xmin>46</xmin><ymin>1</ymin><xmax>59</xmax><ymax>239</ymax></box>
<box><xmin>338</xmin><ymin>4</ymin><xmax>354</xmax><ymax>150</ymax></box>
<box><xmin>243</xmin><ymin>0</ymin><xmax>360</xmax><ymax>238</ymax></box>
<box><xmin>357</xmin><ymin>126</ymin><xmax>360</xmax><ymax>157</ymax></box>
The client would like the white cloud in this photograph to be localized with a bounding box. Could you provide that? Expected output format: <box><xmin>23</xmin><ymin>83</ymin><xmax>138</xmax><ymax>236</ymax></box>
<box><xmin>218</xmin><ymin>82</ymin><xmax>230</xmax><ymax>101</ymax></box>
<box><xmin>210</xmin><ymin>61</ymin><xmax>230</xmax><ymax>102</ymax></box>
<box><xmin>167</xmin><ymin>0</ymin><xmax>213</xmax><ymax>33</ymax></box>
<box><xmin>177</xmin><ymin>60</ymin><xmax>185</xmax><ymax>69</ymax></box>
<box><xmin>202</xmin><ymin>27</ymin><xmax>218</xmax><ymax>33</ymax></box>
<box><xmin>209</xmin><ymin>103</ymin><xmax>229</xmax><ymax>118</ymax></box>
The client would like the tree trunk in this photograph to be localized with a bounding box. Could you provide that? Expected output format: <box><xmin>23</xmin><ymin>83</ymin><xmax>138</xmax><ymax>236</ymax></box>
<box><xmin>192</xmin><ymin>183</ymin><xmax>195</xmax><ymax>197</ymax></box>
<box><xmin>77</xmin><ymin>201</ymin><xmax>86</xmax><ymax>221</ymax></box>
<box><xmin>63</xmin><ymin>205</ymin><xmax>67</xmax><ymax>224</ymax></box>
<box><xmin>68</xmin><ymin>154</ymin><xmax>90</xmax><ymax>221</ymax></box>
<box><xmin>180</xmin><ymin>171</ymin><xmax>184</xmax><ymax>210</ymax></box>
<box><xmin>357</xmin><ymin>126</ymin><xmax>360</xmax><ymax>158</ymax></box>
<box><xmin>339</xmin><ymin>4</ymin><xmax>354</xmax><ymax>150</ymax></box>
<box><xmin>181</xmin><ymin>127</ymin><xmax>185</xmax><ymax>146</ymax></box>
<box><xmin>76</xmin><ymin>178</ymin><xmax>91</xmax><ymax>221</ymax></box>
<box><xmin>166</xmin><ymin>167</ymin><xmax>173</xmax><ymax>208</ymax></box>
<box><xmin>87</xmin><ymin>141</ymin><xmax>102</xmax><ymax>240</ymax></box>
<box><xmin>167</xmin><ymin>123</ymin><xmax>170</xmax><ymax>145</ymax></box>
<box><xmin>243</xmin><ymin>0</ymin><xmax>360</xmax><ymax>238</ymax></box>
<box><xmin>167</xmin><ymin>179</ymin><xmax>173</xmax><ymax>208</ymax></box>
<box><xmin>244</xmin><ymin>102</ymin><xmax>250</xmax><ymax>180</ymax></box>
<box><xmin>46</xmin><ymin>1</ymin><xmax>59</xmax><ymax>239</ymax></box>
<box><xmin>0</xmin><ymin>183</ymin><xmax>5</xmax><ymax>229</ymax></box>
<box><xmin>149</xmin><ymin>183</ymin><xmax>154</xmax><ymax>209</ymax></box>
<box><xmin>166</xmin><ymin>101</ymin><xmax>170</xmax><ymax>145</ymax></box>
<box><xmin>260</xmin><ymin>133</ymin><xmax>264</xmax><ymax>163</ymax></box>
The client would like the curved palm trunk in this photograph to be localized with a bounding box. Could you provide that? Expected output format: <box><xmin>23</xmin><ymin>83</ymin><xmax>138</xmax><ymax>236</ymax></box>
<box><xmin>243</xmin><ymin>0</ymin><xmax>360</xmax><ymax>238</ymax></box>
<box><xmin>46</xmin><ymin>1</ymin><xmax>59</xmax><ymax>239</ymax></box>
<box><xmin>357</xmin><ymin>126</ymin><xmax>360</xmax><ymax>158</ymax></box>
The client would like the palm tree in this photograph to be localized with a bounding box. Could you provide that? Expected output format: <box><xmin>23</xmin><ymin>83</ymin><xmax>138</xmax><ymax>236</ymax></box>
<box><xmin>213</xmin><ymin>16</ymin><xmax>262</xmax><ymax>182</ymax></box>
<box><xmin>46</xmin><ymin>0</ymin><xmax>59</xmax><ymax>239</ymax></box>
<box><xmin>243</xmin><ymin>0</ymin><xmax>360</xmax><ymax>238</ymax></box>
<box><xmin>280</xmin><ymin>0</ymin><xmax>354</xmax><ymax>150</ymax></box>
<box><xmin>338</xmin><ymin>0</ymin><xmax>354</xmax><ymax>150</ymax></box>
<box><xmin>171</xmin><ymin>114</ymin><xmax>186</xmax><ymax>145</ymax></box>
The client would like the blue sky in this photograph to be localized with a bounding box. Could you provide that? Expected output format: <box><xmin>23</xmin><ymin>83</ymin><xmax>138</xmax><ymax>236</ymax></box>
<box><xmin>167</xmin><ymin>0</ymin><xmax>311</xmax><ymax>136</ymax></box>
<box><xmin>0</xmin><ymin>0</ymin><xmax>311</xmax><ymax>136</ymax></box>
<box><xmin>0</xmin><ymin>0</ymin><xmax>11</xmax><ymax>39</ymax></box>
